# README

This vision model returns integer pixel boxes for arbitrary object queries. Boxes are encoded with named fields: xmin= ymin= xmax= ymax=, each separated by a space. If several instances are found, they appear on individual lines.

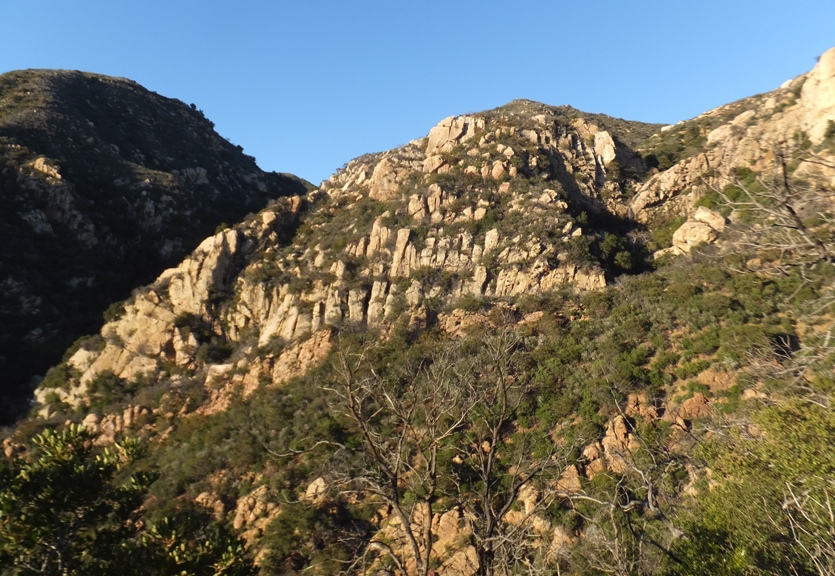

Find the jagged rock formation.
xmin=0 ymin=69 xmax=308 ymax=422
xmin=7 ymin=49 xmax=835 ymax=576
xmin=36 ymin=97 xmax=679 ymax=413
xmin=629 ymin=46 xmax=835 ymax=226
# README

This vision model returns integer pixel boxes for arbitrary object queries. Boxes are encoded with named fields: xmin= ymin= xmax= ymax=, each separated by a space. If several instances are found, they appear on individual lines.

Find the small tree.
xmin=328 ymin=337 xmax=475 ymax=576
xmin=0 ymin=425 xmax=257 ymax=576
xmin=0 ymin=425 xmax=146 ymax=575
xmin=328 ymin=323 xmax=569 ymax=576
xmin=710 ymin=144 xmax=834 ymax=266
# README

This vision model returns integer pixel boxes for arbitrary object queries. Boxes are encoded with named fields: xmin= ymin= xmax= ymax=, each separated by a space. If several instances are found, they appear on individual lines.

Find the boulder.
xmin=426 ymin=115 xmax=485 ymax=153
xmin=693 ymin=206 xmax=726 ymax=232
xmin=671 ymin=221 xmax=719 ymax=252
xmin=678 ymin=393 xmax=711 ymax=420
xmin=423 ymin=154 xmax=445 ymax=173
xmin=593 ymin=131 xmax=616 ymax=166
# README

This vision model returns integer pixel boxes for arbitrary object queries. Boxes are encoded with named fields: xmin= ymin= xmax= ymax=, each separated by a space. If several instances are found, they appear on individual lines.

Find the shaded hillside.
xmin=3 ymin=48 xmax=835 ymax=576
xmin=0 ymin=69 xmax=309 ymax=423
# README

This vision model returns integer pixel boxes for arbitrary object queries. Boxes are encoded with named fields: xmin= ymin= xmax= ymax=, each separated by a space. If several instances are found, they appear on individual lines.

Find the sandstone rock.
xmin=671 ymin=221 xmax=718 ymax=252
xmin=368 ymin=157 xmax=400 ymax=201
xmin=408 ymin=194 xmax=428 ymax=220
xmin=678 ymin=392 xmax=711 ymax=420
xmin=391 ymin=228 xmax=416 ymax=277
xmin=583 ymin=442 xmax=602 ymax=462
xmin=81 ymin=412 xmax=100 ymax=432
xmin=593 ymin=131 xmax=616 ymax=166
xmin=195 ymin=491 xmax=228 ymax=520
xmin=601 ymin=415 xmax=639 ymax=474
xmin=801 ymin=47 xmax=835 ymax=144
xmin=707 ymin=123 xmax=735 ymax=146
xmin=741 ymin=388 xmax=768 ymax=400
xmin=693 ymin=206 xmax=726 ymax=232
xmin=3 ymin=437 xmax=20 ymax=458
xmin=556 ymin=464 xmax=582 ymax=493
xmin=172 ymin=327 xmax=199 ymax=366
xmin=30 ymin=157 xmax=61 ymax=179
xmin=570 ymin=118 xmax=598 ymax=140
xmin=271 ymin=330 xmax=332 ymax=386
xmin=423 ymin=154 xmax=446 ymax=173
xmin=233 ymin=485 xmax=276 ymax=531
xmin=166 ymin=228 xmax=243 ymax=316
xmin=68 ymin=346 xmax=99 ymax=374
xmin=585 ymin=458 xmax=606 ymax=479
xmin=426 ymin=115 xmax=485 ymax=153
xmin=304 ymin=477 xmax=327 ymax=502
xmin=731 ymin=109 xmax=756 ymax=127
xmin=548 ymin=526 xmax=576 ymax=561
xmin=484 ymin=229 xmax=500 ymax=254
xmin=491 ymin=160 xmax=507 ymax=180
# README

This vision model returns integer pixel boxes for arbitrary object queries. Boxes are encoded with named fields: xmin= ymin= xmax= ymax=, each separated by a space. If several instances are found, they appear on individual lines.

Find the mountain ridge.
xmin=2 ymin=48 xmax=835 ymax=575
xmin=0 ymin=68 xmax=309 ymax=423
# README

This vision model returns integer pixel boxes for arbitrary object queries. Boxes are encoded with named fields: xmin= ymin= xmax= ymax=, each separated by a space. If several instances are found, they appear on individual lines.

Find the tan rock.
xmin=423 ymin=154 xmax=446 ymax=173
xmin=741 ymin=388 xmax=767 ymax=400
xmin=81 ymin=412 xmax=100 ymax=432
xmin=426 ymin=115 xmax=485 ymax=153
xmin=671 ymin=221 xmax=718 ymax=252
xmin=167 ymin=228 xmax=242 ymax=316
xmin=30 ymin=157 xmax=61 ymax=179
xmin=548 ymin=526 xmax=576 ymax=561
xmin=583 ymin=442 xmax=602 ymax=462
xmin=408 ymin=194 xmax=428 ymax=220
xmin=304 ymin=477 xmax=327 ymax=502
xmin=593 ymin=131 xmax=616 ymax=166
xmin=678 ymin=392 xmax=711 ymax=420
xmin=483 ymin=229 xmax=500 ymax=254
xmin=585 ymin=458 xmax=606 ymax=479
xmin=693 ymin=206 xmax=726 ymax=232
xmin=368 ymin=157 xmax=399 ymax=201
xmin=271 ymin=330 xmax=332 ymax=386
xmin=731 ymin=109 xmax=756 ymax=127
xmin=707 ymin=123 xmax=735 ymax=145
xmin=556 ymin=464 xmax=582 ymax=493
xmin=801 ymin=46 xmax=835 ymax=144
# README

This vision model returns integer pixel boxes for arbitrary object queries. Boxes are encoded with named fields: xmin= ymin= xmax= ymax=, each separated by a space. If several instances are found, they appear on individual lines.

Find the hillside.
xmin=0 ymin=69 xmax=309 ymax=423
xmin=2 ymin=48 xmax=835 ymax=576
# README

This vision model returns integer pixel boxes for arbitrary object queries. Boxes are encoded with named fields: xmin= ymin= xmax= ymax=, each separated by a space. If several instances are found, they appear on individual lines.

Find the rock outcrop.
xmin=0 ymin=69 xmax=308 ymax=423
xmin=17 ymin=48 xmax=835 ymax=573
xmin=629 ymin=48 xmax=835 ymax=228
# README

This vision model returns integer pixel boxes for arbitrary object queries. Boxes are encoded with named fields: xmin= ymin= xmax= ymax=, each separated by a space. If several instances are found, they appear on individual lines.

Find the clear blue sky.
xmin=2 ymin=1 xmax=833 ymax=185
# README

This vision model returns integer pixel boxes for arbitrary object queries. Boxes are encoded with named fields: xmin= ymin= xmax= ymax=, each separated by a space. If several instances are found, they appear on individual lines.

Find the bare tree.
xmin=327 ymin=338 xmax=476 ymax=576
xmin=781 ymin=479 xmax=835 ymax=576
xmin=557 ymin=415 xmax=686 ymax=576
xmin=328 ymin=325 xmax=571 ymax=576
xmin=449 ymin=325 xmax=567 ymax=576
xmin=711 ymin=143 xmax=835 ymax=266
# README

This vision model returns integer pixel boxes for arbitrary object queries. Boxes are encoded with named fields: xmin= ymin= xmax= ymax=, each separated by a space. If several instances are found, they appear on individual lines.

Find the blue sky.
xmin=2 ymin=1 xmax=834 ymax=184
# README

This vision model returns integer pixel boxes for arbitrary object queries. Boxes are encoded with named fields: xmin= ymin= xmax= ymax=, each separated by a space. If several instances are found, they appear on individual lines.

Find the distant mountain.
xmin=0 ymin=69 xmax=309 ymax=423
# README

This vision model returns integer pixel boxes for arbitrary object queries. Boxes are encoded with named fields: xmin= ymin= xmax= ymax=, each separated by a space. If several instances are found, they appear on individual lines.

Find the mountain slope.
xmin=0 ymin=69 xmax=309 ymax=422
xmin=4 ymin=49 xmax=835 ymax=575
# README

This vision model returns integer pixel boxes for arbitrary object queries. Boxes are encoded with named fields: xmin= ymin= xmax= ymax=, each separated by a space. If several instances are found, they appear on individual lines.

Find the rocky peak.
xmin=0 ymin=69 xmax=309 ymax=423
xmin=34 ymin=98 xmax=678 ymax=424
xmin=9 ymin=49 xmax=835 ymax=576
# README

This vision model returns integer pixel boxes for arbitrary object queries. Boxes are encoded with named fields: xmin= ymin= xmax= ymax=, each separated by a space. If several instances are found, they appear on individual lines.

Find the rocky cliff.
xmin=5 ymin=49 xmax=835 ymax=576
xmin=0 ymin=69 xmax=309 ymax=422
xmin=35 ymin=98 xmax=671 ymax=414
